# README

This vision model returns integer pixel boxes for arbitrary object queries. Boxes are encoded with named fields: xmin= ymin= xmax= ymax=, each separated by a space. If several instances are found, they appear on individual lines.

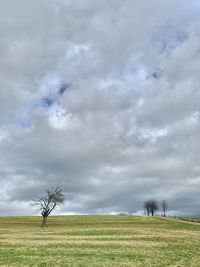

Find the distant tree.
xmin=160 ymin=200 xmax=168 ymax=217
xmin=144 ymin=199 xmax=159 ymax=216
xmin=34 ymin=187 xmax=64 ymax=227
xmin=148 ymin=199 xmax=159 ymax=216
xmin=143 ymin=201 xmax=150 ymax=216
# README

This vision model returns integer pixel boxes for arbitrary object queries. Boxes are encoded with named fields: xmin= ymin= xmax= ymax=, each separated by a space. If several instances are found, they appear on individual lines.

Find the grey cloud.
xmin=0 ymin=1 xmax=200 ymax=216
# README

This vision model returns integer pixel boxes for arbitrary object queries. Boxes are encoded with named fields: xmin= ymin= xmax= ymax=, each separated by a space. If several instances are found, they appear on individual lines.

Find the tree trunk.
xmin=151 ymin=211 xmax=154 ymax=216
xmin=41 ymin=216 xmax=48 ymax=227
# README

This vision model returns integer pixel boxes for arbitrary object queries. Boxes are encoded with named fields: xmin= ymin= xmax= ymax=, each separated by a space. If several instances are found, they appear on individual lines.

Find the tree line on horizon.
xmin=143 ymin=199 xmax=168 ymax=217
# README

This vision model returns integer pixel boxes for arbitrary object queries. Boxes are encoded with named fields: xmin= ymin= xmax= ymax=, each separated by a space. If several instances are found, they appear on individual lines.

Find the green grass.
xmin=171 ymin=216 xmax=200 ymax=223
xmin=0 ymin=216 xmax=199 ymax=266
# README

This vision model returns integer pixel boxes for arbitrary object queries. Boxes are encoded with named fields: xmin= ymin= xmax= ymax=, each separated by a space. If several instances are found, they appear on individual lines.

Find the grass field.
xmin=0 ymin=216 xmax=199 ymax=267
xmin=171 ymin=216 xmax=200 ymax=223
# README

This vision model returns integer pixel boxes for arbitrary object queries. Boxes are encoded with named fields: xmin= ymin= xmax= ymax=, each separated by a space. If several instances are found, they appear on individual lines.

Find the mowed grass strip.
xmin=0 ymin=216 xmax=199 ymax=266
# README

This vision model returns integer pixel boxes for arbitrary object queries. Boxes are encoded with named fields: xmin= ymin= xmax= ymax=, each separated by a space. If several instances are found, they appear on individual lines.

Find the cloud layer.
xmin=0 ymin=0 xmax=200 ymax=215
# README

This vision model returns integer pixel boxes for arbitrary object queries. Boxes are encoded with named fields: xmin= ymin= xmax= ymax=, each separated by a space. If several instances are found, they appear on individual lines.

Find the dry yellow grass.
xmin=0 ymin=215 xmax=199 ymax=266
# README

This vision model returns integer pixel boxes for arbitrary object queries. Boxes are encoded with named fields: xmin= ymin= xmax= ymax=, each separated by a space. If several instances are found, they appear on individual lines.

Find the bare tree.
xmin=160 ymin=200 xmax=168 ymax=217
xmin=144 ymin=199 xmax=159 ymax=216
xmin=143 ymin=201 xmax=150 ymax=216
xmin=34 ymin=187 xmax=64 ymax=227
xmin=149 ymin=199 xmax=159 ymax=216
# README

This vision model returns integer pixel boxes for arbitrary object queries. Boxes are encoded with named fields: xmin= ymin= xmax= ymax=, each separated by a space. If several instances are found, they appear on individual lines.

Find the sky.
xmin=0 ymin=0 xmax=200 ymax=216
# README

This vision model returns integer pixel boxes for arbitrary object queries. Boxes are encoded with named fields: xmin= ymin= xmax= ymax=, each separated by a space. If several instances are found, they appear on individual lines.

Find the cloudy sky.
xmin=1 ymin=0 xmax=200 ymax=216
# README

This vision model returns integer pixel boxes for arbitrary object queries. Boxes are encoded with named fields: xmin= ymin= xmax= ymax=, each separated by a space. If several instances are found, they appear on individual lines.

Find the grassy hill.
xmin=0 ymin=215 xmax=199 ymax=266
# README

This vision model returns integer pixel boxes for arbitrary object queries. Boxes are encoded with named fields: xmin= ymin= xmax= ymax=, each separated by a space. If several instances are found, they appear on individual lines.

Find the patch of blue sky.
xmin=38 ymin=83 xmax=69 ymax=109
xmin=145 ymin=71 xmax=161 ymax=81
xmin=151 ymin=72 xmax=160 ymax=79
xmin=58 ymin=83 xmax=69 ymax=95
xmin=41 ymin=97 xmax=55 ymax=108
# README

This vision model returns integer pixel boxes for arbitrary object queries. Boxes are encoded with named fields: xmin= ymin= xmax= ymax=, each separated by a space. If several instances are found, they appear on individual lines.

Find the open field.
xmin=0 ymin=216 xmax=199 ymax=267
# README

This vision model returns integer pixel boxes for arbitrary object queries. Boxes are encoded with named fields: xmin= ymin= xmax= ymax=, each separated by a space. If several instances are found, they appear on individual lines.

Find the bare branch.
xmin=33 ymin=187 xmax=64 ymax=226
